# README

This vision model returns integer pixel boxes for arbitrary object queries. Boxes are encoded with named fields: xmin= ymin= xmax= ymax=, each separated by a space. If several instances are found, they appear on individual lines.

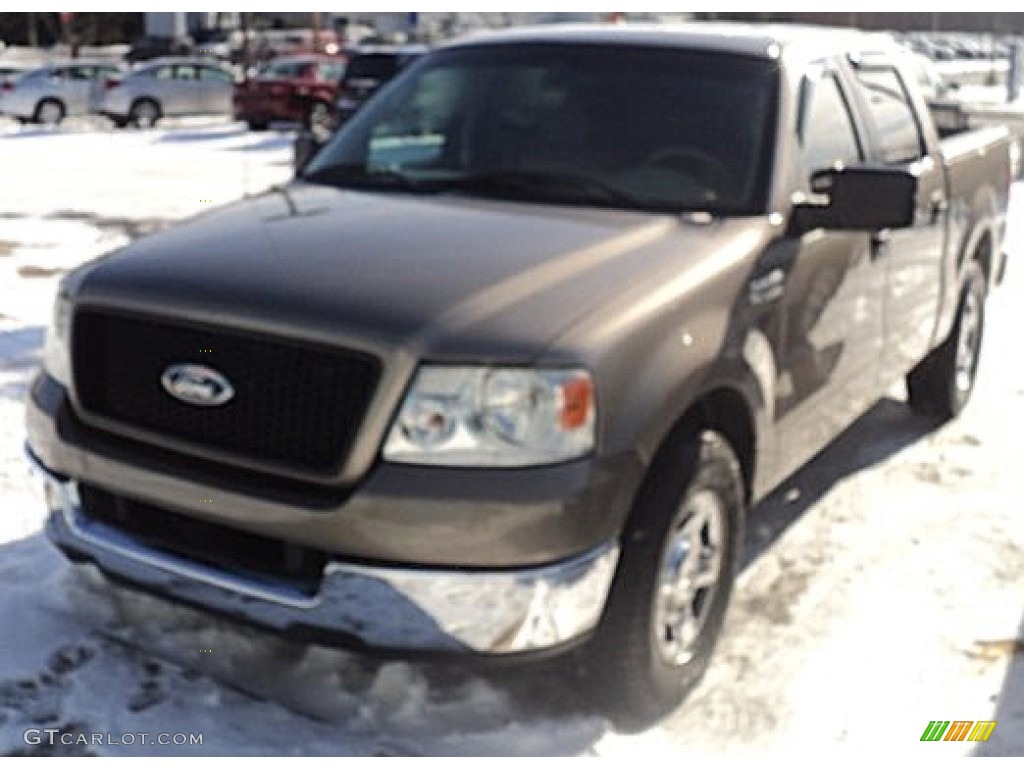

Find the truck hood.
xmin=74 ymin=182 xmax=770 ymax=360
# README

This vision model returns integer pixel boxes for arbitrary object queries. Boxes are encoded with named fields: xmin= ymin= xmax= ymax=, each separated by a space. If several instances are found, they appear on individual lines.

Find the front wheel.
xmin=907 ymin=263 xmax=986 ymax=421
xmin=582 ymin=428 xmax=745 ymax=732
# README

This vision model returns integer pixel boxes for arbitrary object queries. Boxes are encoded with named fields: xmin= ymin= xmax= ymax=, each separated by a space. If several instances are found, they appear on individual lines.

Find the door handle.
xmin=870 ymin=229 xmax=892 ymax=259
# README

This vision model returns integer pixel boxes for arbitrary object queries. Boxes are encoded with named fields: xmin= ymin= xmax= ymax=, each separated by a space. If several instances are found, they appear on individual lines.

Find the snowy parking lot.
xmin=1 ymin=118 xmax=1023 ymax=756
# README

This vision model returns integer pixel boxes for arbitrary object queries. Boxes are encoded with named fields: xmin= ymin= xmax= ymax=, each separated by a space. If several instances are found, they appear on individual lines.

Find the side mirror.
xmin=791 ymin=165 xmax=918 ymax=235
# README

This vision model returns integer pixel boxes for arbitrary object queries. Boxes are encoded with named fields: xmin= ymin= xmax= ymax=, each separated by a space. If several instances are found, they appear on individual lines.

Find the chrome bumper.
xmin=28 ymin=447 xmax=619 ymax=655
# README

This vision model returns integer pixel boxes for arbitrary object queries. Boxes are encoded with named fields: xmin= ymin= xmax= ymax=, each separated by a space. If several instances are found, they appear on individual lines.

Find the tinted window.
xmin=259 ymin=61 xmax=305 ymax=79
xmin=309 ymin=45 xmax=779 ymax=215
xmin=174 ymin=65 xmax=199 ymax=81
xmin=853 ymin=67 xmax=924 ymax=164
xmin=344 ymin=54 xmax=400 ymax=83
xmin=317 ymin=62 xmax=346 ymax=81
xmin=200 ymin=66 xmax=233 ymax=83
xmin=800 ymin=74 xmax=862 ymax=174
xmin=63 ymin=66 xmax=95 ymax=81
xmin=152 ymin=66 xmax=173 ymax=80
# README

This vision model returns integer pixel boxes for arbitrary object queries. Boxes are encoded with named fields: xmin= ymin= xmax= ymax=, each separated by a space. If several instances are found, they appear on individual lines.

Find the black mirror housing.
xmin=792 ymin=165 xmax=919 ymax=235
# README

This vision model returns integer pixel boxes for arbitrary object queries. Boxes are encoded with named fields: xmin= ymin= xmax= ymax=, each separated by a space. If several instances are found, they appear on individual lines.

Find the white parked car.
xmin=94 ymin=57 xmax=236 ymax=128
xmin=1 ymin=61 xmax=122 ymax=125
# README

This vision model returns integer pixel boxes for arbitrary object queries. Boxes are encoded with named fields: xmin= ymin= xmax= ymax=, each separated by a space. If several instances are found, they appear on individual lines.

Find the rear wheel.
xmin=582 ymin=427 xmax=745 ymax=732
xmin=34 ymin=98 xmax=65 ymax=126
xmin=907 ymin=263 xmax=986 ymax=421
xmin=129 ymin=98 xmax=161 ymax=129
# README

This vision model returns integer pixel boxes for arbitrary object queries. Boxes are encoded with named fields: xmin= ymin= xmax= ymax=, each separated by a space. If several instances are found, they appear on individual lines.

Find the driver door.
xmin=771 ymin=66 xmax=886 ymax=474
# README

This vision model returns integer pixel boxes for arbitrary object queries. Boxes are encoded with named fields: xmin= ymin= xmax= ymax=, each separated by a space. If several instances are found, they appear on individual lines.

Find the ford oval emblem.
xmin=161 ymin=364 xmax=235 ymax=407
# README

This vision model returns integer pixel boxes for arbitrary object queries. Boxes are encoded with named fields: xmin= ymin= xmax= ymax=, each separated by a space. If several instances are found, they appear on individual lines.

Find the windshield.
xmin=305 ymin=44 xmax=779 ymax=214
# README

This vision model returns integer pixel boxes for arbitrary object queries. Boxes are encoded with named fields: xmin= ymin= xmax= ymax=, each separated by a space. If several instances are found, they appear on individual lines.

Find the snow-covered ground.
xmin=0 ymin=118 xmax=1023 ymax=756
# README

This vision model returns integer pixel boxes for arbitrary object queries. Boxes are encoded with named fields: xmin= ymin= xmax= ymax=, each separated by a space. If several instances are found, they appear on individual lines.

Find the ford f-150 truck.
xmin=26 ymin=24 xmax=1016 ymax=729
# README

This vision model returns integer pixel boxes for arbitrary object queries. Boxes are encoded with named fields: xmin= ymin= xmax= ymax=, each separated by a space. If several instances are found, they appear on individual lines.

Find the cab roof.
xmin=446 ymin=22 xmax=903 ymax=63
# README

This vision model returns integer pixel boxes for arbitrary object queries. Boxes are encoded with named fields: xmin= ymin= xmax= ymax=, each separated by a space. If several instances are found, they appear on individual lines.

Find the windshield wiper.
xmin=301 ymin=163 xmax=431 ymax=193
xmin=439 ymin=170 xmax=644 ymax=209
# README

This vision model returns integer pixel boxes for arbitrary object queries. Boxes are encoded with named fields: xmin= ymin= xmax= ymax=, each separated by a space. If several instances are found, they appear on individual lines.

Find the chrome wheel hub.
xmin=955 ymin=290 xmax=981 ymax=394
xmin=654 ymin=489 xmax=726 ymax=666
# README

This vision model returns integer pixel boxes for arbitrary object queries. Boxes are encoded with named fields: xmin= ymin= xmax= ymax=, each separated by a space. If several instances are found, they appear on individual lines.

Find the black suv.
xmin=334 ymin=45 xmax=427 ymax=125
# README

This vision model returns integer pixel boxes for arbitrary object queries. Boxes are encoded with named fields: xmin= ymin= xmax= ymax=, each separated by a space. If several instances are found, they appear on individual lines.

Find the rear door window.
xmin=852 ymin=66 xmax=925 ymax=164
xmin=65 ymin=66 xmax=95 ymax=81
xmin=174 ymin=65 xmax=199 ymax=81
xmin=200 ymin=66 xmax=233 ymax=83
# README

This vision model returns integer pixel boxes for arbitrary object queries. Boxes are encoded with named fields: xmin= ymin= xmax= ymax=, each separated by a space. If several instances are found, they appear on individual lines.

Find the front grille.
xmin=80 ymin=484 xmax=328 ymax=595
xmin=72 ymin=309 xmax=381 ymax=474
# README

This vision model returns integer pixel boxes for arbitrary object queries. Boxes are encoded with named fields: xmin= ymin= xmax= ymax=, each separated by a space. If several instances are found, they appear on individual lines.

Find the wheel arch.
xmin=130 ymin=95 xmax=162 ymax=115
xmin=634 ymin=358 xmax=772 ymax=509
xmin=34 ymin=96 xmax=66 ymax=119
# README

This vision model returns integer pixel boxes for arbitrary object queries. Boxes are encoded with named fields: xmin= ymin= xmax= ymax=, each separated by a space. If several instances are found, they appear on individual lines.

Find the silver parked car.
xmin=95 ymin=58 xmax=236 ymax=128
xmin=1 ymin=61 xmax=122 ymax=125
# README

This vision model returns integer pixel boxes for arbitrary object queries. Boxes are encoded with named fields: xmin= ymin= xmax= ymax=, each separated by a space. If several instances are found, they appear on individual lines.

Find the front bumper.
xmin=28 ymin=447 xmax=620 ymax=655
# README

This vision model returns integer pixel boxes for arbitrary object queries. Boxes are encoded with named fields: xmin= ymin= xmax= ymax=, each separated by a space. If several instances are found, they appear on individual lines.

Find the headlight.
xmin=383 ymin=367 xmax=596 ymax=467
xmin=42 ymin=293 xmax=71 ymax=387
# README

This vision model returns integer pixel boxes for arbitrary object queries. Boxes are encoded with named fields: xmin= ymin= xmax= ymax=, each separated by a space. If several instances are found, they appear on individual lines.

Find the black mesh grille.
xmin=72 ymin=310 xmax=381 ymax=473
xmin=79 ymin=485 xmax=328 ymax=595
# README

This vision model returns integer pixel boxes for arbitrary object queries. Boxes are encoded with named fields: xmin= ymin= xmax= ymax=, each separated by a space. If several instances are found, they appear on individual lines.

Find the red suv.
xmin=234 ymin=55 xmax=346 ymax=130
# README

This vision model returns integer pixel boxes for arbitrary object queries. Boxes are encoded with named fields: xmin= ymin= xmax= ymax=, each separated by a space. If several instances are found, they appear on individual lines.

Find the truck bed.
xmin=941 ymin=124 xmax=1015 ymax=286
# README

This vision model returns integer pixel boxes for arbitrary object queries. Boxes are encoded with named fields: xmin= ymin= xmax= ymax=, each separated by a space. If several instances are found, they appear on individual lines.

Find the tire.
xmin=907 ymin=262 xmax=986 ymax=421
xmin=109 ymin=115 xmax=130 ymax=129
xmin=33 ymin=98 xmax=65 ymax=125
xmin=129 ymin=98 xmax=161 ymax=129
xmin=582 ymin=426 xmax=745 ymax=732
